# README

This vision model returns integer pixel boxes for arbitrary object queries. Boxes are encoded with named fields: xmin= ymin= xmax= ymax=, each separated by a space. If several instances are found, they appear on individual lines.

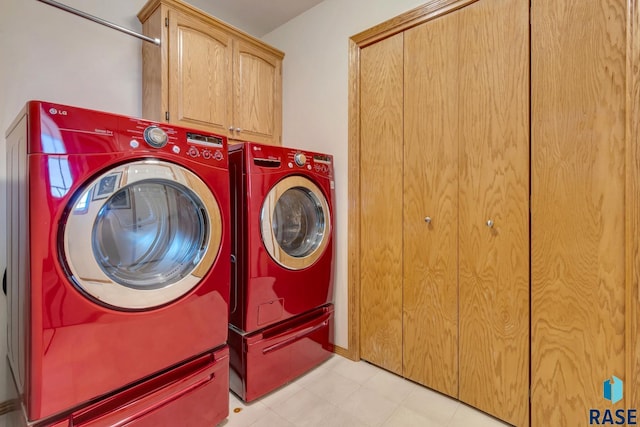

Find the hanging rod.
xmin=36 ymin=0 xmax=160 ymax=46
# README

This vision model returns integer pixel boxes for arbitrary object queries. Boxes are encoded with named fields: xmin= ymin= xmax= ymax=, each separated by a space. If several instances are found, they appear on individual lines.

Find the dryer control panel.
xmin=24 ymin=101 xmax=227 ymax=166
xmin=123 ymin=117 xmax=227 ymax=166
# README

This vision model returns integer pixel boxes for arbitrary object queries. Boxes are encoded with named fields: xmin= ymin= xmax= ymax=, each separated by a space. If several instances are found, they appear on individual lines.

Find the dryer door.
xmin=63 ymin=159 xmax=222 ymax=310
xmin=260 ymin=176 xmax=331 ymax=270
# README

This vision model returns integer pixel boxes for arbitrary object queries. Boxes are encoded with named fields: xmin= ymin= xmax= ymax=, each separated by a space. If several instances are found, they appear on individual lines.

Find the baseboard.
xmin=333 ymin=345 xmax=358 ymax=361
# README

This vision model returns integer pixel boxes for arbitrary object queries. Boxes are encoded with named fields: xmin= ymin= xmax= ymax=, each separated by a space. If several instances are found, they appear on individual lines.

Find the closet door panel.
xmin=531 ymin=0 xmax=626 ymax=424
xmin=403 ymin=12 xmax=459 ymax=398
xmin=359 ymin=33 xmax=404 ymax=375
xmin=457 ymin=0 xmax=530 ymax=425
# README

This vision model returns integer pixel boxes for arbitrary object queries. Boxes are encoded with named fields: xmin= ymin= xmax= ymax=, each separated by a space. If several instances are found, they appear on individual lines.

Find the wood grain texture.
xmin=457 ymin=0 xmax=530 ymax=425
xmin=531 ymin=0 xmax=627 ymax=424
xmin=352 ymin=0 xmax=479 ymax=48
xmin=402 ymin=13 xmax=459 ymax=398
xmin=139 ymin=0 xmax=283 ymax=145
xmin=138 ymin=0 xmax=285 ymax=58
xmin=359 ymin=33 xmax=404 ymax=375
xmin=347 ymin=0 xmax=476 ymax=364
xmin=627 ymin=0 xmax=640 ymax=412
xmin=233 ymin=40 xmax=282 ymax=145
xmin=169 ymin=9 xmax=233 ymax=134
xmin=140 ymin=7 xmax=165 ymax=122
xmin=347 ymin=38 xmax=361 ymax=361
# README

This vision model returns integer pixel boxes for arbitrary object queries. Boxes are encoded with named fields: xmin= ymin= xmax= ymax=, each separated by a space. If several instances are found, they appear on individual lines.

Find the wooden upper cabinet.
xmin=138 ymin=0 xmax=284 ymax=145
xmin=169 ymin=9 xmax=233 ymax=135
xmin=233 ymin=40 xmax=282 ymax=145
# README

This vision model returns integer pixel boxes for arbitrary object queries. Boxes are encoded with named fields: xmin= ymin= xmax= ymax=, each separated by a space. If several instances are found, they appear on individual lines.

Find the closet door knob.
xmin=486 ymin=219 xmax=494 ymax=228
xmin=424 ymin=216 xmax=432 ymax=224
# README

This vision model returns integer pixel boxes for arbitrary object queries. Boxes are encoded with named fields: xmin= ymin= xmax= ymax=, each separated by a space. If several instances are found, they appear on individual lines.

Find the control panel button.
xmin=172 ymin=145 xmax=180 ymax=154
xmin=294 ymin=152 xmax=307 ymax=167
xmin=129 ymin=140 xmax=139 ymax=149
xmin=288 ymin=162 xmax=293 ymax=168
xmin=202 ymin=150 xmax=212 ymax=160
xmin=214 ymin=150 xmax=223 ymax=161
xmin=143 ymin=126 xmax=168 ymax=148
xmin=187 ymin=146 xmax=200 ymax=157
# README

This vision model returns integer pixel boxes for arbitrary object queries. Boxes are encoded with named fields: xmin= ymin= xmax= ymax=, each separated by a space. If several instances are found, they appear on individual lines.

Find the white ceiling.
xmin=187 ymin=0 xmax=325 ymax=37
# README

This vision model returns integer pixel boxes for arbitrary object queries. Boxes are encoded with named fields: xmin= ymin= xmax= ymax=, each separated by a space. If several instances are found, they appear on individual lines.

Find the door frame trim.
xmin=625 ymin=0 xmax=640 ymax=410
xmin=346 ymin=0 xmax=478 ymax=361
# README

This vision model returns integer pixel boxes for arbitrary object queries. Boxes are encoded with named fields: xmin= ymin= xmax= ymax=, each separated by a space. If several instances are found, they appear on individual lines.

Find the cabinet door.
xmin=531 ymin=0 xmax=627 ymax=424
xmin=403 ymin=12 xmax=459 ymax=398
xmin=168 ymin=9 xmax=233 ymax=134
xmin=233 ymin=40 xmax=282 ymax=145
xmin=457 ymin=0 xmax=529 ymax=426
xmin=359 ymin=33 xmax=404 ymax=375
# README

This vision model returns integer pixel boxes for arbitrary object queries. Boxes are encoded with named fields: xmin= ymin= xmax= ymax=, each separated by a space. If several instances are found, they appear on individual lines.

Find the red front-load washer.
xmin=5 ymin=101 xmax=230 ymax=425
xmin=228 ymin=142 xmax=335 ymax=401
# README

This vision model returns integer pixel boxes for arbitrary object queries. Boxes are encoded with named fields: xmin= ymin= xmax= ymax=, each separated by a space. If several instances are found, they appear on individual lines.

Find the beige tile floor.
xmin=221 ymin=355 xmax=512 ymax=427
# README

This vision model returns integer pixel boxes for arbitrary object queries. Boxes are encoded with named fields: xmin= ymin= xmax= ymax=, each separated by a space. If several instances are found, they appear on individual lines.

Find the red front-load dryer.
xmin=228 ymin=142 xmax=335 ymax=401
xmin=5 ymin=101 xmax=230 ymax=426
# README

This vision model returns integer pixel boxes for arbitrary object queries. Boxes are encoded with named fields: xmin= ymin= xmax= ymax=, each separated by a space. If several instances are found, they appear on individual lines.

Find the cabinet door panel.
xmin=457 ymin=0 xmax=529 ymax=425
xmin=359 ymin=33 xmax=404 ymax=375
xmin=403 ymin=12 xmax=459 ymax=398
xmin=531 ymin=0 xmax=627 ymax=424
xmin=168 ymin=10 xmax=233 ymax=133
xmin=234 ymin=41 xmax=282 ymax=145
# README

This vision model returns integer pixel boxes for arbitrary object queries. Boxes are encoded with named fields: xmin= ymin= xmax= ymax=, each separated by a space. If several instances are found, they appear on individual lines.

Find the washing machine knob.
xmin=143 ymin=126 xmax=168 ymax=148
xmin=294 ymin=152 xmax=307 ymax=167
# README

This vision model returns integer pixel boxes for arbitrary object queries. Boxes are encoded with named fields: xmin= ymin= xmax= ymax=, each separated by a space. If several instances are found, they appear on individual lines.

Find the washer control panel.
xmin=245 ymin=143 xmax=333 ymax=179
xmin=124 ymin=118 xmax=226 ymax=165
xmin=284 ymin=149 xmax=333 ymax=178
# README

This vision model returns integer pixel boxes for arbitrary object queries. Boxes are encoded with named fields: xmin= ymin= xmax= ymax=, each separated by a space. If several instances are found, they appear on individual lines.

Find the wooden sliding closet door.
xmin=359 ymin=33 xmax=404 ymax=375
xmin=531 ymin=0 xmax=627 ymax=424
xmin=402 ymin=12 xmax=459 ymax=398
xmin=457 ymin=0 xmax=530 ymax=426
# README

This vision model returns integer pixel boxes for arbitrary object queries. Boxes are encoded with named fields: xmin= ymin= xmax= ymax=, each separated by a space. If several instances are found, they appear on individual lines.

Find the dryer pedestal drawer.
xmin=46 ymin=346 xmax=229 ymax=427
xmin=229 ymin=304 xmax=334 ymax=402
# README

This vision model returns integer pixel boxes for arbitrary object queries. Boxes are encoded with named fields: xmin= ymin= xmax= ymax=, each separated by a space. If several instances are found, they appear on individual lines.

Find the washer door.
xmin=63 ymin=160 xmax=222 ymax=310
xmin=260 ymin=176 xmax=331 ymax=270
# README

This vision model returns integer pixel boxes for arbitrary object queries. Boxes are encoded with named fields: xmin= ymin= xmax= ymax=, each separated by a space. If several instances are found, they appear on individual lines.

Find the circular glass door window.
xmin=63 ymin=160 xmax=222 ymax=310
xmin=92 ymin=180 xmax=206 ymax=289
xmin=261 ymin=176 xmax=331 ymax=270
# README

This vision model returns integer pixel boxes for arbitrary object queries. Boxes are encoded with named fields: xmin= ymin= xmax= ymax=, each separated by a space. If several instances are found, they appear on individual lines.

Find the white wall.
xmin=0 ymin=0 xmax=148 ymax=402
xmin=263 ymin=0 xmax=425 ymax=349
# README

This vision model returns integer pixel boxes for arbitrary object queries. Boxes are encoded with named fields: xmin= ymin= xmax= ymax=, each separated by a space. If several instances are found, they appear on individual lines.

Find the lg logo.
xmin=49 ymin=108 xmax=68 ymax=116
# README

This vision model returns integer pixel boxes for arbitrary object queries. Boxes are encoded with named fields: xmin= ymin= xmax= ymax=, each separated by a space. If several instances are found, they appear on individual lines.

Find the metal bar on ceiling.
xmin=36 ymin=0 xmax=160 ymax=46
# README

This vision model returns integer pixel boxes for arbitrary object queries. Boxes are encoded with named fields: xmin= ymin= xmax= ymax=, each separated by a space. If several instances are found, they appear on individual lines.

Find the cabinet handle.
xmin=235 ymin=127 xmax=243 ymax=133
xmin=424 ymin=216 xmax=432 ymax=224
xmin=486 ymin=219 xmax=494 ymax=228
xmin=228 ymin=126 xmax=234 ymax=132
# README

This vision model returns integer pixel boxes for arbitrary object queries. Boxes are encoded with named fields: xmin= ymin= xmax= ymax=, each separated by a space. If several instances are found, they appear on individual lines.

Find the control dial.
xmin=143 ymin=126 xmax=168 ymax=148
xmin=294 ymin=152 xmax=307 ymax=167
